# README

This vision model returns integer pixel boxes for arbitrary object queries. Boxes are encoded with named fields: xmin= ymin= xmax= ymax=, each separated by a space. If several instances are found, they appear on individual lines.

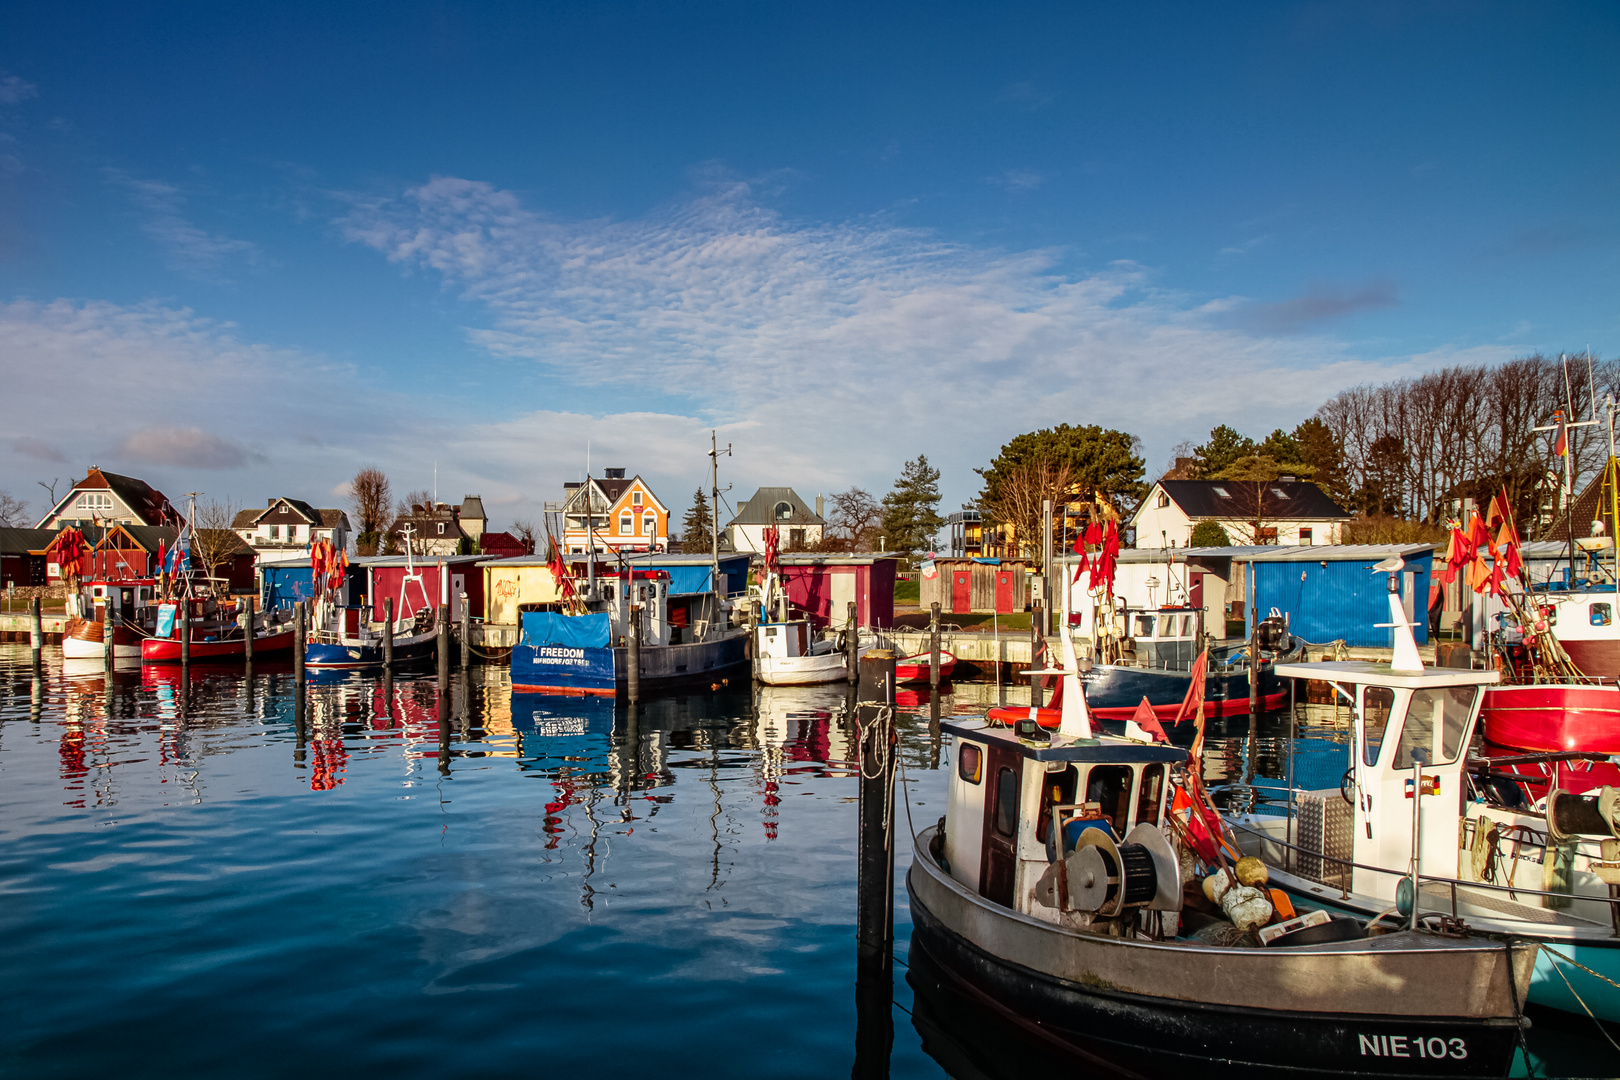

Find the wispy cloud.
xmin=991 ymin=169 xmax=1048 ymax=193
xmin=997 ymin=80 xmax=1055 ymax=110
xmin=0 ymin=75 xmax=37 ymax=105
xmin=118 ymin=426 xmax=266 ymax=469
xmin=339 ymin=174 xmax=1425 ymax=505
xmin=1479 ymin=223 xmax=1596 ymax=261
xmin=104 ymin=169 xmax=259 ymax=276
xmin=11 ymin=436 xmax=66 ymax=463
xmin=1233 ymin=279 xmax=1398 ymax=334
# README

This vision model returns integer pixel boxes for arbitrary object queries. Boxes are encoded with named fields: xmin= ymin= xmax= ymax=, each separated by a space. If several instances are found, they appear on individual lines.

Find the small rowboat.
xmin=896 ymin=649 xmax=956 ymax=683
xmin=141 ymin=628 xmax=296 ymax=662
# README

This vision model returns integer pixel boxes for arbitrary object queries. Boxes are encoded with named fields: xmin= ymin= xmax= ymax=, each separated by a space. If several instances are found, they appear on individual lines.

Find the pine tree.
xmin=677 ymin=488 xmax=713 ymax=554
xmin=881 ymin=455 xmax=945 ymax=557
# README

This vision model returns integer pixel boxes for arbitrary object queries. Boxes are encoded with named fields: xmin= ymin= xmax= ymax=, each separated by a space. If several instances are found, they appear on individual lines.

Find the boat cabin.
xmin=942 ymin=719 xmax=1185 ymax=919
xmin=596 ymin=569 xmax=673 ymax=645
xmin=1121 ymin=605 xmax=1202 ymax=669
xmin=755 ymin=619 xmax=822 ymax=661
xmin=73 ymin=576 xmax=162 ymax=628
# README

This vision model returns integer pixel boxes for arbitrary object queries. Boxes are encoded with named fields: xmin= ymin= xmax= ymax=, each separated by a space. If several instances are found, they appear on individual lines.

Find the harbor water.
xmin=0 ymin=645 xmax=1611 ymax=1077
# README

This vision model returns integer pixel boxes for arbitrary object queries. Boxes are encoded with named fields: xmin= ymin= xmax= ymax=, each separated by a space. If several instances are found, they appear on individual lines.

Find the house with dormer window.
xmin=35 ymin=468 xmax=178 ymax=530
xmin=557 ymin=469 xmax=669 ymax=554
xmin=232 ymin=498 xmax=352 ymax=566
xmin=1129 ymin=479 xmax=1349 ymax=547
xmin=727 ymin=487 xmax=826 ymax=554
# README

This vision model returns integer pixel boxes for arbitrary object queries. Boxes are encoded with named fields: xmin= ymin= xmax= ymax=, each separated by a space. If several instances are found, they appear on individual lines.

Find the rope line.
xmin=1540 ymin=944 xmax=1620 ymax=1057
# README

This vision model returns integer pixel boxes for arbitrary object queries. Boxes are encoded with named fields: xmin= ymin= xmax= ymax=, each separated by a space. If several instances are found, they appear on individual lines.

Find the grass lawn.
xmin=891 ymin=609 xmax=1034 ymax=633
xmin=894 ymin=579 xmax=919 ymax=604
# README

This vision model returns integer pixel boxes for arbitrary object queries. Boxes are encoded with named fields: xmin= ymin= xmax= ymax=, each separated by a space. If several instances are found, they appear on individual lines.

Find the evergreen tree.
xmin=881 ymin=455 xmax=944 ymax=556
xmin=1190 ymin=425 xmax=1257 ymax=479
xmin=1189 ymin=520 xmax=1232 ymax=547
xmin=678 ymin=487 xmax=713 ymax=554
xmin=976 ymin=424 xmax=1146 ymax=508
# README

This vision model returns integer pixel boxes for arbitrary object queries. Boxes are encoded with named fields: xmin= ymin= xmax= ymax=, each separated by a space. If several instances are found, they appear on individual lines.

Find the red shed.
xmin=366 ymin=554 xmax=486 ymax=623
xmin=779 ymin=554 xmax=900 ymax=630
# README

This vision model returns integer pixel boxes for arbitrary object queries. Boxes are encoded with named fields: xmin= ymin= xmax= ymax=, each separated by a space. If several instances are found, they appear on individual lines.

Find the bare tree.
xmin=824 ymin=487 xmax=882 ymax=552
xmin=0 ymin=490 xmax=27 ymax=527
xmin=349 ymin=467 xmax=392 ymax=535
xmin=397 ymin=489 xmax=433 ymax=517
xmin=511 ymin=518 xmax=538 ymax=554
xmin=1209 ymin=454 xmax=1313 ymax=544
xmin=192 ymin=497 xmax=245 ymax=590
xmin=979 ymin=461 xmax=1075 ymax=559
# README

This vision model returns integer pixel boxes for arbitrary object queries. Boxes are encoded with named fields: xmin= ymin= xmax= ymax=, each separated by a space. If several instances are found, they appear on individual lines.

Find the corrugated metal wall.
xmin=1249 ymin=551 xmax=1432 ymax=647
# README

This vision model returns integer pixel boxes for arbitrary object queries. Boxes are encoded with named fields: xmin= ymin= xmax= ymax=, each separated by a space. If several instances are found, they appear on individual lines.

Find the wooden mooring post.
xmin=292 ymin=603 xmax=305 ymax=687
xmin=180 ymin=602 xmax=191 ymax=668
xmin=627 ymin=604 xmax=642 ymax=703
xmin=382 ymin=598 xmax=394 ymax=668
xmin=1029 ymin=601 xmax=1044 ymax=707
xmin=30 ymin=597 xmax=43 ymax=671
xmin=853 ymin=647 xmax=897 ymax=1078
xmin=103 ymin=606 xmax=115 ymax=668
xmin=242 ymin=596 xmax=254 ymax=669
xmin=436 ymin=603 xmax=450 ymax=688
xmin=459 ymin=594 xmax=470 ymax=670
xmin=928 ymin=602 xmax=942 ymax=727
xmin=846 ymin=601 xmax=859 ymax=684
xmin=1248 ymin=571 xmax=1261 ymax=717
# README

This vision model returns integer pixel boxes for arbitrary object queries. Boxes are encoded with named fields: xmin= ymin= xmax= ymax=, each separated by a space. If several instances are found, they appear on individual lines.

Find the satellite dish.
xmin=1370 ymin=555 xmax=1406 ymax=575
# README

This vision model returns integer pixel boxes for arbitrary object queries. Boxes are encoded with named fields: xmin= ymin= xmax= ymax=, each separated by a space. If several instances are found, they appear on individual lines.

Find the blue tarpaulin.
xmin=626 ymin=554 xmax=751 ymax=596
xmin=521 ymin=611 xmax=611 ymax=649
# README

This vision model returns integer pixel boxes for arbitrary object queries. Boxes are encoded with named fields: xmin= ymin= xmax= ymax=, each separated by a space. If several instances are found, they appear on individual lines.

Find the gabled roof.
xmin=459 ymin=496 xmax=487 ymax=521
xmin=728 ymin=487 xmax=824 ymax=526
xmin=233 ymin=503 xmax=348 ymax=530
xmin=1135 ymin=480 xmax=1349 ymax=523
xmin=0 ymin=527 xmax=57 ymax=555
xmin=39 ymin=467 xmax=176 ymax=527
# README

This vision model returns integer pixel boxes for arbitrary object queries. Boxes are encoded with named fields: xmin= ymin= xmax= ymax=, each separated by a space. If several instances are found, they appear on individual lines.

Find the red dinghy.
xmin=896 ymin=649 xmax=956 ymax=683
xmin=141 ymin=628 xmax=296 ymax=662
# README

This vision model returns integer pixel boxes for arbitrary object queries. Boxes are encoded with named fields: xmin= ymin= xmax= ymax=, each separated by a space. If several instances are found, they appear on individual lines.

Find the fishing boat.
xmin=140 ymin=603 xmax=296 ymax=662
xmin=511 ymin=555 xmax=747 ymax=696
xmin=305 ymin=533 xmax=438 ymax=669
xmin=61 ymin=576 xmax=159 ymax=659
xmin=896 ymin=648 xmax=956 ymax=683
xmin=755 ymin=618 xmax=850 ymax=685
xmin=1226 ymin=565 xmax=1620 ymax=1025
xmin=910 ymin=632 xmax=1535 ymax=1077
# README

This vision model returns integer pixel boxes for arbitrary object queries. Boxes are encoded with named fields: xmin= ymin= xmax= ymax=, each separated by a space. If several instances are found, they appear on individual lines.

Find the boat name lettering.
xmin=535 ymin=647 xmax=587 ymax=660
xmin=1356 ymin=1034 xmax=1465 ymax=1060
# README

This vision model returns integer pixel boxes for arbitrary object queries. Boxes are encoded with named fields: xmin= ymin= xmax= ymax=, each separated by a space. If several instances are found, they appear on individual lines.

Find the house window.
xmin=76 ymin=492 xmax=113 ymax=512
xmin=1272 ymin=488 xmax=1291 ymax=499
xmin=1299 ymin=528 xmax=1313 ymax=545
xmin=269 ymin=525 xmax=280 ymax=540
xmin=1212 ymin=486 xmax=1230 ymax=498
xmin=1256 ymin=527 xmax=1279 ymax=544
xmin=632 ymin=491 xmax=642 ymax=506
xmin=775 ymin=501 xmax=793 ymax=520
xmin=437 ymin=523 xmax=445 ymax=535
xmin=1157 ymin=492 xmax=1169 ymax=508
xmin=620 ymin=513 xmax=632 ymax=535
xmin=643 ymin=517 xmax=655 ymax=536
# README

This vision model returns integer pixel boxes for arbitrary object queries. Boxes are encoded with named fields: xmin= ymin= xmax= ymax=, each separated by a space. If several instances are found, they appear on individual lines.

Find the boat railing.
xmin=1222 ymin=814 xmax=1620 ymax=933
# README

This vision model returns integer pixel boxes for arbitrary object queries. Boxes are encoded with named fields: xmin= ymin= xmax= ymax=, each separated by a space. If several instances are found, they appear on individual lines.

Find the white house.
xmin=727 ymin=487 xmax=826 ymax=554
xmin=1130 ymin=479 xmax=1350 ymax=548
xmin=233 ymin=498 xmax=352 ymax=565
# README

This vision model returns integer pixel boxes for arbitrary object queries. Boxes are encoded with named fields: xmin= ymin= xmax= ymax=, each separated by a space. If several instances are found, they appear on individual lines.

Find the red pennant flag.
xmin=1084 ymin=520 xmax=1103 ymax=546
xmin=1130 ymin=696 xmax=1169 ymax=743
xmin=1554 ymin=415 xmax=1568 ymax=458
xmin=1172 ymin=649 xmax=1209 ymax=726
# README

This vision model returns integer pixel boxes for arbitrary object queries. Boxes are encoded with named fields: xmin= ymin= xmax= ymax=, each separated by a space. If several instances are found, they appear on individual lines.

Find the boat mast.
xmin=708 ymin=431 xmax=730 ymax=604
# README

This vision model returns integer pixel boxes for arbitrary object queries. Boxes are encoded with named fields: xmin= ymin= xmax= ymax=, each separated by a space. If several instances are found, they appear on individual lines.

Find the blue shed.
xmin=260 ymin=559 xmax=366 ymax=611
xmin=1244 ymin=544 xmax=1434 ymax=648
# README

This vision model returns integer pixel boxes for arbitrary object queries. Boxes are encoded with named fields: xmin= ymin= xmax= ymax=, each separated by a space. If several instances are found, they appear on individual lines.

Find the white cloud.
xmin=0 ymin=75 xmax=37 ymax=105
xmin=105 ymin=169 xmax=259 ymax=276
xmin=119 ymin=426 xmax=266 ymax=469
xmin=340 ymin=173 xmax=1423 ymax=506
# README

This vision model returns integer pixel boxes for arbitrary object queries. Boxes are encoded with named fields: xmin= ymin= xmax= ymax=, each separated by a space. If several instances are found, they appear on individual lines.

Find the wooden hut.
xmin=918 ymin=557 xmax=1028 ymax=615
xmin=778 ymin=554 xmax=900 ymax=629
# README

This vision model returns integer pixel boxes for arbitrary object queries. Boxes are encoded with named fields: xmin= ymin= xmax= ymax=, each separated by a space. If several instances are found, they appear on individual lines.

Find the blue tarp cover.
xmin=521 ymin=611 xmax=611 ymax=649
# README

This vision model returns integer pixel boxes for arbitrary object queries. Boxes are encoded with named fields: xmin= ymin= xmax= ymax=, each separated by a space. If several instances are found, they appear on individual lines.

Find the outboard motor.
xmin=1257 ymin=612 xmax=1288 ymax=652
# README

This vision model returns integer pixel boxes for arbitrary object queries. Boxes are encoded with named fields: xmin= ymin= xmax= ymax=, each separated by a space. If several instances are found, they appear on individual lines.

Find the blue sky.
xmin=2 ymin=1 xmax=1616 ymax=531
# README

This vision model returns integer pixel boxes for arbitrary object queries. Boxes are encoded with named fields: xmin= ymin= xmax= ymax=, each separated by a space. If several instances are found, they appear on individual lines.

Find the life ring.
xmin=987 ymin=705 xmax=1062 ymax=729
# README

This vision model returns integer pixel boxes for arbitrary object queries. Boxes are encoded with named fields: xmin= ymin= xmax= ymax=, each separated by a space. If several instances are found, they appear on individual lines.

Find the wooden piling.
xmin=853 ymin=648 xmax=897 ymax=1078
xmin=292 ymin=603 xmax=305 ymax=686
xmin=180 ymin=602 xmax=191 ymax=668
xmin=845 ymin=601 xmax=859 ymax=684
xmin=459 ymin=594 xmax=470 ymax=670
xmin=242 ymin=595 xmax=254 ymax=669
xmin=1029 ymin=601 xmax=1044 ymax=707
xmin=436 ymin=603 xmax=450 ymax=687
xmin=1249 ymin=573 xmax=1261 ymax=716
xmin=103 ymin=603 xmax=115 ymax=668
xmin=29 ymin=597 xmax=42 ymax=670
xmin=929 ymin=601 xmax=942 ymax=726
xmin=627 ymin=603 xmax=642 ymax=703
xmin=382 ymin=597 xmax=394 ymax=668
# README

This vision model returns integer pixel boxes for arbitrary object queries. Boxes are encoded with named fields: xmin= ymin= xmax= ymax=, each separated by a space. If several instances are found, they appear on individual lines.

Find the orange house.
xmin=558 ymin=468 xmax=670 ymax=554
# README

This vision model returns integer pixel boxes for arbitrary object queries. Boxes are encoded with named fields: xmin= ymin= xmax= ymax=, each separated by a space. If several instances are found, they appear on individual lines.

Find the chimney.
xmin=1280 ymin=475 xmax=1296 ymax=483
xmin=605 ymin=467 xmax=626 ymax=480
xmin=816 ymin=494 xmax=824 ymax=519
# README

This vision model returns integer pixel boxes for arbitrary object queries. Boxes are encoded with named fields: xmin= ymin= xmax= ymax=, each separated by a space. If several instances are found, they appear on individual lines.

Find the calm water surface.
xmin=0 ymin=648 xmax=1609 ymax=1078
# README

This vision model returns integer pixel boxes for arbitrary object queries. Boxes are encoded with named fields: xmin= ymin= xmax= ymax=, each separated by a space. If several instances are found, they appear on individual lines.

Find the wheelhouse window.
xmin=1361 ymin=686 xmax=1396 ymax=766
xmin=1393 ymin=686 xmax=1476 ymax=768
xmin=1592 ymin=603 xmax=1613 ymax=627
xmin=1085 ymin=765 xmax=1134 ymax=836
xmin=1135 ymin=764 xmax=1166 ymax=826
xmin=993 ymin=767 xmax=1019 ymax=838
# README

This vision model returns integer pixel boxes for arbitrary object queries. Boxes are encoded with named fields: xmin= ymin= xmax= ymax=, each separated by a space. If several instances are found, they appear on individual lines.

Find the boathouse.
xmin=369 ymin=555 xmax=486 ymax=623
xmin=0 ymin=528 xmax=54 ymax=588
xmin=1062 ymin=544 xmax=1435 ymax=647
xmin=481 ymin=552 xmax=750 ymax=628
xmin=260 ymin=558 xmax=366 ymax=611
xmin=916 ymin=557 xmax=1029 ymax=614
xmin=778 ymin=554 xmax=899 ymax=629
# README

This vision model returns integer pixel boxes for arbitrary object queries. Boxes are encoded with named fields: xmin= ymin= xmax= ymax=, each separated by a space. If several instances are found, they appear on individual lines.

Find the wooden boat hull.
xmin=908 ymin=827 xmax=1530 ymax=1078
xmin=62 ymin=618 xmax=142 ymax=659
xmin=757 ymin=652 xmax=848 ymax=685
xmin=896 ymin=650 xmax=956 ymax=683
xmin=511 ymin=630 xmax=748 ymax=696
xmin=141 ymin=629 xmax=296 ymax=662
xmin=1479 ymin=683 xmax=1620 ymax=754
